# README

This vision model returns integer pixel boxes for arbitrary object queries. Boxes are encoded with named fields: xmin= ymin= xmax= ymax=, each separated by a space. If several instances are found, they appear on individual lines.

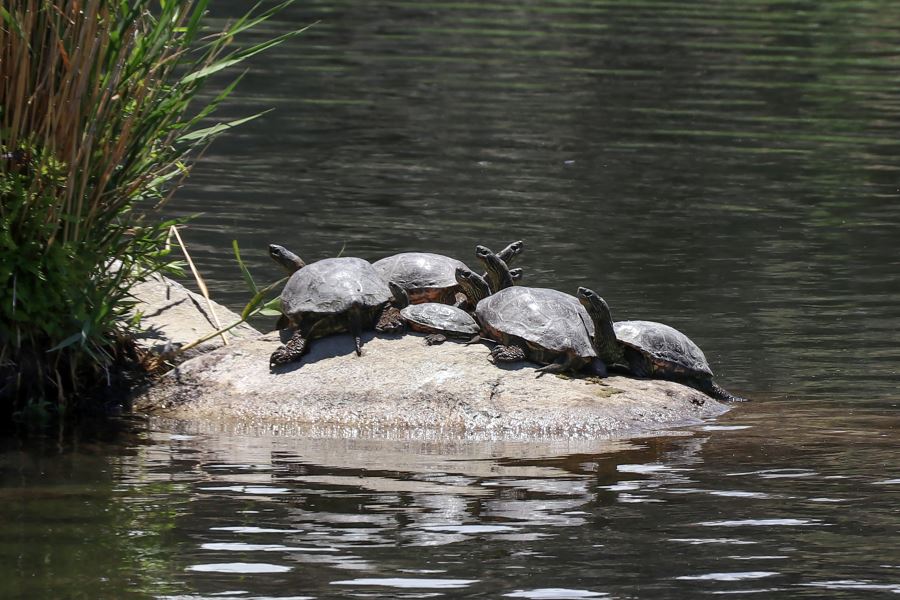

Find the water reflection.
xmin=2 ymin=407 xmax=898 ymax=597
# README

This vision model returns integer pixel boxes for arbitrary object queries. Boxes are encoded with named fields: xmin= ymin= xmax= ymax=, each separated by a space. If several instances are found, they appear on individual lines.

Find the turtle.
xmin=389 ymin=282 xmax=479 ymax=345
xmin=577 ymin=287 xmax=747 ymax=402
xmin=373 ymin=252 xmax=471 ymax=305
xmin=475 ymin=245 xmax=515 ymax=293
xmin=269 ymin=257 xmax=402 ymax=367
xmin=475 ymin=286 xmax=603 ymax=376
xmin=269 ymin=244 xmax=306 ymax=274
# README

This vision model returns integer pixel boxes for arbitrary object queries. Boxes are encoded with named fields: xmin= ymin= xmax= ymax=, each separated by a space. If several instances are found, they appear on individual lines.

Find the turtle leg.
xmin=695 ymin=378 xmax=749 ymax=403
xmin=587 ymin=358 xmax=608 ymax=378
xmin=425 ymin=333 xmax=447 ymax=345
xmin=374 ymin=304 xmax=403 ymax=334
xmin=348 ymin=302 xmax=364 ymax=356
xmin=490 ymin=344 xmax=526 ymax=363
xmin=534 ymin=353 xmax=579 ymax=377
xmin=623 ymin=347 xmax=652 ymax=377
xmin=270 ymin=330 xmax=309 ymax=367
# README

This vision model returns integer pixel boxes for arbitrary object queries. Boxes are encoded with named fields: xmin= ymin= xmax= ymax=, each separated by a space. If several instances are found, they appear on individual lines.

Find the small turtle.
xmin=389 ymin=282 xmax=479 ymax=345
xmin=475 ymin=245 xmax=515 ymax=293
xmin=269 ymin=257 xmax=401 ymax=367
xmin=475 ymin=286 xmax=602 ymax=376
xmin=269 ymin=244 xmax=306 ymax=274
xmin=373 ymin=252 xmax=471 ymax=305
xmin=577 ymin=287 xmax=747 ymax=402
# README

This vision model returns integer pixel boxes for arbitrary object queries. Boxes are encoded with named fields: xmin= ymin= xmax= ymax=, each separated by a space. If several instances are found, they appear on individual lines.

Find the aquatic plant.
xmin=0 ymin=1 xmax=305 ymax=415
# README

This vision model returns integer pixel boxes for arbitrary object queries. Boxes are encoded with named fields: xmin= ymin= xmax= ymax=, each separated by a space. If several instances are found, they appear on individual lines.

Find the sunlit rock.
xmin=131 ymin=274 xmax=730 ymax=439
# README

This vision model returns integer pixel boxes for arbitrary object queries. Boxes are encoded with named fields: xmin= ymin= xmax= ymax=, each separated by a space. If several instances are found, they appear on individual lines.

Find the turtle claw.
xmin=375 ymin=306 xmax=404 ymax=334
xmin=490 ymin=344 xmax=526 ymax=363
xmin=425 ymin=334 xmax=447 ymax=346
xmin=270 ymin=331 xmax=308 ymax=368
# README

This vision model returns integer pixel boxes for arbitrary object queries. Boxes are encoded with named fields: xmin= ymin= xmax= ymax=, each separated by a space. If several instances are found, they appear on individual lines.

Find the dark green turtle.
xmin=269 ymin=257 xmax=401 ymax=367
xmin=373 ymin=252 xmax=471 ymax=305
xmin=475 ymin=286 xmax=602 ymax=376
xmin=577 ymin=287 xmax=746 ymax=402
xmin=389 ymin=282 xmax=479 ymax=345
xmin=269 ymin=244 xmax=306 ymax=274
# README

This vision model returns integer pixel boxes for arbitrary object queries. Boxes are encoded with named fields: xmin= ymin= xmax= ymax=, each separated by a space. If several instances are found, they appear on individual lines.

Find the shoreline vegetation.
xmin=0 ymin=0 xmax=305 ymax=420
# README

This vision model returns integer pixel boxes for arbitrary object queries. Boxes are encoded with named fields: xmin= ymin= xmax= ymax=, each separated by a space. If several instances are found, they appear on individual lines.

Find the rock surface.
xmin=134 ymin=331 xmax=730 ymax=440
xmin=129 ymin=273 xmax=260 ymax=359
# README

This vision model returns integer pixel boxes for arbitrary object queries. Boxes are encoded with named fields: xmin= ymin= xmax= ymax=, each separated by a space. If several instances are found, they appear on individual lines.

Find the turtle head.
xmin=269 ymin=244 xmax=306 ymax=274
xmin=474 ymin=245 xmax=493 ymax=260
xmin=509 ymin=267 xmax=523 ymax=282
xmin=505 ymin=240 xmax=524 ymax=256
xmin=455 ymin=266 xmax=491 ymax=304
xmin=577 ymin=287 xmax=610 ymax=316
xmin=388 ymin=281 xmax=410 ymax=309
xmin=577 ymin=287 xmax=623 ymax=364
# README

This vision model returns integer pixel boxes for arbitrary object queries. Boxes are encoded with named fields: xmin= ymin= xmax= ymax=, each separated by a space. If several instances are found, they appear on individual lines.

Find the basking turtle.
xmin=475 ymin=286 xmax=601 ymax=376
xmin=269 ymin=257 xmax=401 ymax=367
xmin=475 ymin=245 xmax=515 ymax=293
xmin=373 ymin=252 xmax=470 ymax=305
xmin=389 ymin=282 xmax=479 ymax=345
xmin=269 ymin=244 xmax=306 ymax=274
xmin=577 ymin=287 xmax=747 ymax=402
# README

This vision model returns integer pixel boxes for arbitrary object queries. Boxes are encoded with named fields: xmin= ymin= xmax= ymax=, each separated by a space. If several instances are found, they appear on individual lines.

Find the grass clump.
xmin=0 ymin=1 xmax=305 ymax=417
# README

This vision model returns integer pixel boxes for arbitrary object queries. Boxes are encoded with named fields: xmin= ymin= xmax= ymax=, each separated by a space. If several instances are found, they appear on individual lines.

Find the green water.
xmin=2 ymin=0 xmax=899 ymax=597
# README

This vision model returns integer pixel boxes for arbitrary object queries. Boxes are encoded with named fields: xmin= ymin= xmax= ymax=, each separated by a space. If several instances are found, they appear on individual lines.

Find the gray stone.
xmin=128 ymin=273 xmax=260 ymax=360
xmin=133 ymin=329 xmax=730 ymax=440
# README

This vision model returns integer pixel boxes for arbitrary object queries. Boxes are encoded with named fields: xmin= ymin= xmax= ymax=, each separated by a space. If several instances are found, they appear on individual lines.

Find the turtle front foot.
xmin=425 ymin=334 xmax=447 ymax=346
xmin=375 ymin=306 xmax=404 ymax=334
xmin=270 ymin=331 xmax=308 ymax=368
xmin=490 ymin=344 xmax=526 ymax=363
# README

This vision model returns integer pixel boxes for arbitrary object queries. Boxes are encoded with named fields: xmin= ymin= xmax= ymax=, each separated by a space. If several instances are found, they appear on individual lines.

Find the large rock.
xmin=134 ymin=329 xmax=730 ymax=440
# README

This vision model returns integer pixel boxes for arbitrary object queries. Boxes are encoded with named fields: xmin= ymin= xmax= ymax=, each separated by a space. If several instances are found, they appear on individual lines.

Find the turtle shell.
xmin=280 ymin=257 xmax=391 ymax=318
xmin=400 ymin=303 xmax=479 ymax=337
xmin=475 ymin=286 xmax=596 ymax=363
xmin=613 ymin=320 xmax=713 ymax=378
xmin=373 ymin=252 xmax=469 ymax=303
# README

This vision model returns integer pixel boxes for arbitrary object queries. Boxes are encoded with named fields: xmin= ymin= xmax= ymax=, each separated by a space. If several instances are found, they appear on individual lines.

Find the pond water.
xmin=3 ymin=0 xmax=900 ymax=597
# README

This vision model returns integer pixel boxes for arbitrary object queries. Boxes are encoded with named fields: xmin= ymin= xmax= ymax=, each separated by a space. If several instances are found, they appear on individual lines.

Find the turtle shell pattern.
xmin=400 ymin=303 xmax=479 ymax=337
xmin=613 ymin=320 xmax=713 ymax=378
xmin=280 ymin=257 xmax=391 ymax=319
xmin=475 ymin=286 xmax=596 ymax=363
xmin=373 ymin=252 xmax=469 ymax=303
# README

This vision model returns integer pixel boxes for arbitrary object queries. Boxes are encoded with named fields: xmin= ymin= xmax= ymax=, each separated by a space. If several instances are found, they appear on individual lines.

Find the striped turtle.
xmin=577 ymin=287 xmax=747 ymax=402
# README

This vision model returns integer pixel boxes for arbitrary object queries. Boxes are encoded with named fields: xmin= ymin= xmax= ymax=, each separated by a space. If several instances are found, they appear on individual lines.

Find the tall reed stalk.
xmin=0 ymin=1 xmax=304 ymax=415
